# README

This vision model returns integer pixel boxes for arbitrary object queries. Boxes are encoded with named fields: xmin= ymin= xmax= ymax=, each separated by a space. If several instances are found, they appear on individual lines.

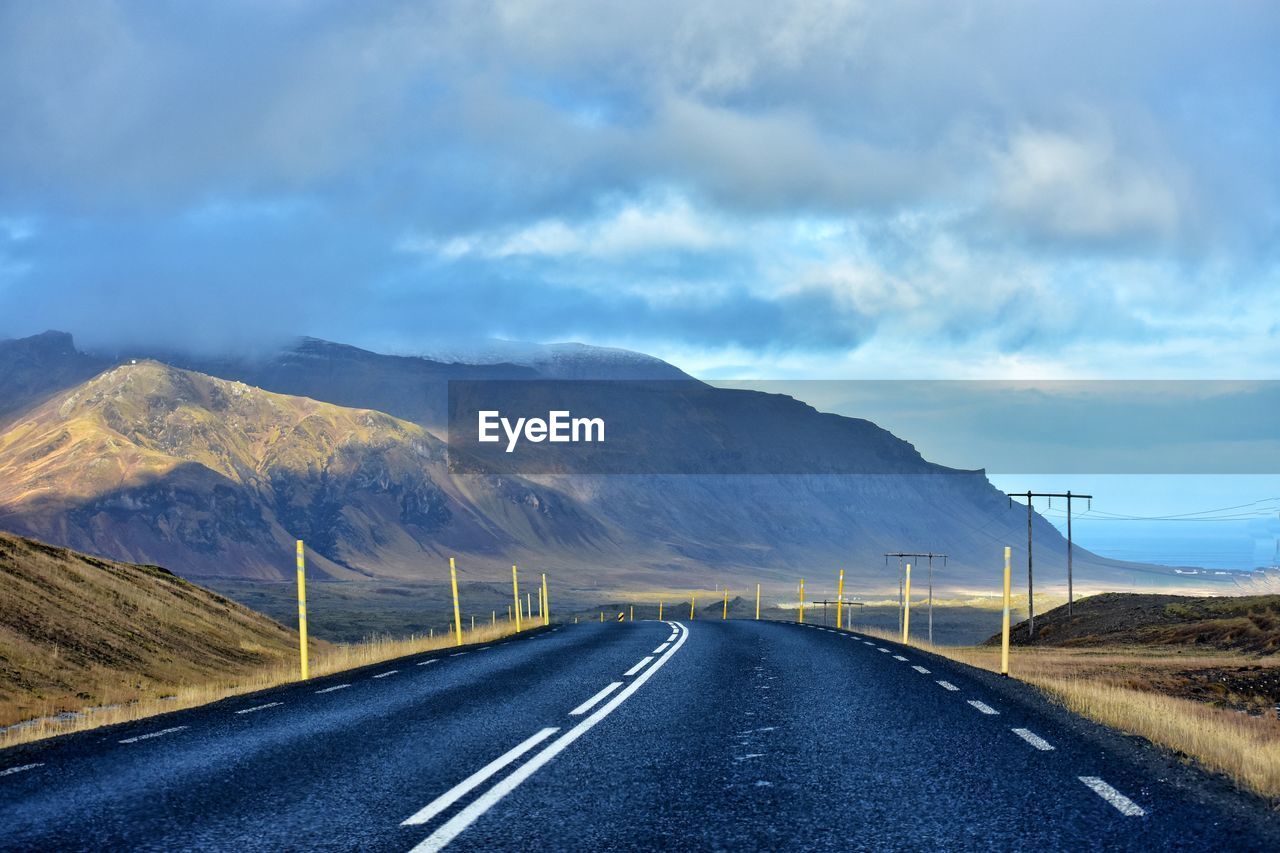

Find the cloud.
xmin=0 ymin=1 xmax=1277 ymax=376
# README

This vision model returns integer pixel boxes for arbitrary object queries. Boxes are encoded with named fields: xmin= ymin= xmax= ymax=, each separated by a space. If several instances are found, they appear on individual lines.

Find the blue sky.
xmin=1 ymin=2 xmax=1278 ymax=568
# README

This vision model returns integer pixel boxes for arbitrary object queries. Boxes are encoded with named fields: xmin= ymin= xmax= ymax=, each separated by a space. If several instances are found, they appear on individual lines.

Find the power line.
xmin=1007 ymin=490 xmax=1092 ymax=636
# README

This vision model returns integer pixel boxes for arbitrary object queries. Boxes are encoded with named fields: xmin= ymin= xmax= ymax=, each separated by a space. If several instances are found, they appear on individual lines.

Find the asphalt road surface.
xmin=2 ymin=619 xmax=1278 ymax=851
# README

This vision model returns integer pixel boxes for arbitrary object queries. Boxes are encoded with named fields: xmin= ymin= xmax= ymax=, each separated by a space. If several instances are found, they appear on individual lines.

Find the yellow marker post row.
xmin=902 ymin=563 xmax=912 ymax=645
xmin=1001 ymin=546 xmax=1012 ymax=676
xmin=449 ymin=557 xmax=463 ymax=647
xmin=296 ymin=540 xmax=308 ymax=680
xmin=512 ymin=565 xmax=522 ymax=633
xmin=836 ymin=568 xmax=845 ymax=629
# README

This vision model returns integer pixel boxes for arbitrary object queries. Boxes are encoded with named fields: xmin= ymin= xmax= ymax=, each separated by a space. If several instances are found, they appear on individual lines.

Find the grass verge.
xmin=0 ymin=620 xmax=532 ymax=750
xmin=853 ymin=624 xmax=1280 ymax=802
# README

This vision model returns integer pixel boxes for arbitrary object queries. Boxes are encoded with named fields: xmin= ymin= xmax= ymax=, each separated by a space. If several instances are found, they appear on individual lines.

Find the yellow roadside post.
xmin=658 ymin=600 xmax=663 ymax=620
xmin=512 ymin=565 xmax=522 ymax=633
xmin=755 ymin=583 xmax=761 ymax=620
xmin=542 ymin=573 xmax=550 ymax=626
xmin=527 ymin=593 xmax=532 ymax=622
xmin=722 ymin=588 xmax=728 ymax=620
xmin=902 ymin=563 xmax=912 ymax=644
xmin=690 ymin=595 xmax=696 ymax=619
xmin=492 ymin=610 xmax=496 ymax=627
xmin=538 ymin=586 xmax=544 ymax=624
xmin=471 ymin=614 xmax=476 ymax=632
xmin=599 ymin=611 xmax=604 ymax=623
xmin=449 ymin=557 xmax=464 ymax=647
xmin=836 ymin=569 xmax=845 ymax=629
xmin=296 ymin=540 xmax=309 ymax=680
xmin=629 ymin=605 xmax=634 ymax=622
xmin=1001 ymin=546 xmax=1012 ymax=676
xmin=799 ymin=578 xmax=805 ymax=624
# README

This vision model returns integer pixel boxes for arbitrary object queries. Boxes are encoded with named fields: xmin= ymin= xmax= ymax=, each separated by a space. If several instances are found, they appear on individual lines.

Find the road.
xmin=1 ymin=619 xmax=1277 ymax=851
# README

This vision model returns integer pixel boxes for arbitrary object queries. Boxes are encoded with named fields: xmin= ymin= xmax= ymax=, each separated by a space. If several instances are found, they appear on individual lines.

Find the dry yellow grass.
xmin=0 ymin=619 xmax=532 ymax=749
xmin=850 ymin=625 xmax=1280 ymax=801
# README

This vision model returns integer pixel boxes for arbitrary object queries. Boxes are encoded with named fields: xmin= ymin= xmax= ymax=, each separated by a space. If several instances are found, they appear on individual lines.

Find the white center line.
xmin=1079 ymin=776 xmax=1146 ymax=816
xmin=912 ymin=665 xmax=931 ymax=674
xmin=0 ymin=763 xmax=43 ymax=777
xmin=235 ymin=701 xmax=283 ymax=715
xmin=937 ymin=680 xmax=959 ymax=691
xmin=1012 ymin=728 xmax=1054 ymax=751
xmin=372 ymin=670 xmax=399 ymax=679
xmin=877 ymin=648 xmax=890 ymax=653
xmin=863 ymin=641 xmax=874 ymax=645
xmin=892 ymin=655 xmax=908 ymax=661
xmin=652 ymin=642 xmax=671 ymax=654
xmin=417 ymin=659 xmax=440 ymax=666
xmin=624 ymin=656 xmax=655 ymax=677
xmin=315 ymin=684 xmax=351 ymax=694
xmin=568 ymin=682 xmax=623 ymax=716
xmin=967 ymin=700 xmax=1000 ymax=715
xmin=119 ymin=725 xmax=188 ymax=744
xmin=449 ymin=652 xmax=467 ymax=657
xmin=402 ymin=727 xmax=561 ymax=826
xmin=407 ymin=623 xmax=690 ymax=852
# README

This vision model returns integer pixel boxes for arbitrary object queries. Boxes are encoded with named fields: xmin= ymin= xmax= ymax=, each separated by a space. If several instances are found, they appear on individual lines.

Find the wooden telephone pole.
xmin=1006 ymin=490 xmax=1092 ymax=638
xmin=884 ymin=552 xmax=948 ymax=644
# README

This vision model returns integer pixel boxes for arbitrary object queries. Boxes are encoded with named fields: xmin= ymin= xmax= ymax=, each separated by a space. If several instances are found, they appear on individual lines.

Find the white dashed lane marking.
xmin=967 ymin=700 xmax=999 ymax=715
xmin=417 ymin=659 xmax=440 ymax=667
xmin=235 ymin=702 xmax=283 ymax=715
xmin=569 ymin=682 xmax=623 ymax=716
xmin=624 ymin=656 xmax=655 ymax=677
xmin=1012 ymin=728 xmax=1054 ymax=751
xmin=911 ymin=665 xmax=931 ymax=674
xmin=652 ymin=642 xmax=670 ymax=654
xmin=1079 ymin=776 xmax=1146 ymax=816
xmin=372 ymin=670 xmax=399 ymax=679
xmin=892 ymin=655 xmax=908 ymax=661
xmin=449 ymin=652 xmax=467 ymax=657
xmin=0 ymin=763 xmax=43 ymax=777
xmin=315 ymin=684 xmax=350 ymax=694
xmin=877 ymin=648 xmax=890 ymax=653
xmin=119 ymin=726 xmax=188 ymax=744
xmin=937 ymin=681 xmax=959 ymax=691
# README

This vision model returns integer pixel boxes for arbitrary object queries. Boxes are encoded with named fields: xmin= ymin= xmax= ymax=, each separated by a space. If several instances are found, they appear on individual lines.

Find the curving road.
xmin=1 ymin=619 xmax=1277 ymax=851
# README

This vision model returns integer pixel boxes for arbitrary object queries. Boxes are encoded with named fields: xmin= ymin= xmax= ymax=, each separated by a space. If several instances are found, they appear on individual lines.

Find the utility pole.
xmin=1006 ymin=491 xmax=1092 ymax=638
xmin=885 ymin=552 xmax=947 ymax=644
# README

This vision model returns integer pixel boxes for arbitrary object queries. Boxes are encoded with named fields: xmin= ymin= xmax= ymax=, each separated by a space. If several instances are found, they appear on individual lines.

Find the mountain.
xmin=0 ymin=360 xmax=609 ymax=580
xmin=0 ymin=331 xmax=1183 ymax=594
xmin=0 ymin=331 xmax=109 ymax=427
xmin=0 ymin=531 xmax=303 ymax=728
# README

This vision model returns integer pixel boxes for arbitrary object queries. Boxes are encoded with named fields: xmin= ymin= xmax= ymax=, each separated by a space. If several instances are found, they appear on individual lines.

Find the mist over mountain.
xmin=0 ymin=330 xmax=1197 ymax=594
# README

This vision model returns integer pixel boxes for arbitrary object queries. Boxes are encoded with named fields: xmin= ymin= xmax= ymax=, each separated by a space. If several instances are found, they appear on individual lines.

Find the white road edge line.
xmin=569 ymin=682 xmax=623 ymax=716
xmin=967 ymin=700 xmax=999 ymax=715
xmin=315 ymin=684 xmax=351 ymax=694
xmin=235 ymin=702 xmax=283 ymax=715
xmin=623 ymin=656 xmax=655 ymax=677
xmin=119 ymin=725 xmax=188 ymax=744
xmin=1079 ymin=776 xmax=1146 ymax=816
xmin=407 ymin=622 xmax=690 ymax=852
xmin=402 ymin=727 xmax=560 ymax=826
xmin=1012 ymin=728 xmax=1054 ymax=751
xmin=937 ymin=680 xmax=959 ymax=691
xmin=0 ymin=763 xmax=43 ymax=777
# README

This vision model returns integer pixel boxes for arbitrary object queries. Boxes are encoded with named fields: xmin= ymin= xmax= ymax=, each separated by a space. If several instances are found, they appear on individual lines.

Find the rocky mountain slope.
xmin=0 ymin=331 xmax=1180 ymax=594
